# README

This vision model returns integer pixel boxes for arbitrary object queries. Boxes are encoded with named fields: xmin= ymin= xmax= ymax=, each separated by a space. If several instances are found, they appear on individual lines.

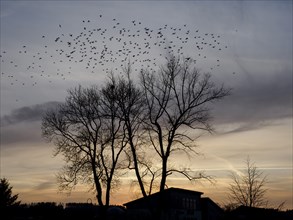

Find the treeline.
xmin=2 ymin=202 xmax=293 ymax=220
xmin=1 ymin=202 xmax=125 ymax=220
xmin=223 ymin=205 xmax=293 ymax=220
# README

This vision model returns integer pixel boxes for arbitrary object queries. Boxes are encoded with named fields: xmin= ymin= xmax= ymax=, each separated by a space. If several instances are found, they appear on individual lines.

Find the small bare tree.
xmin=107 ymin=66 xmax=155 ymax=197
xmin=42 ymin=85 xmax=126 ymax=207
xmin=100 ymin=80 xmax=128 ymax=206
xmin=228 ymin=157 xmax=268 ymax=208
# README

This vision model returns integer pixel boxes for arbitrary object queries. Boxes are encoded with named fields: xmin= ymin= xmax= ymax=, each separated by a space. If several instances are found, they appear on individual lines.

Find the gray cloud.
xmin=1 ymin=101 xmax=62 ymax=127
xmin=0 ymin=102 xmax=62 ymax=146
xmin=211 ymin=67 xmax=292 ymax=126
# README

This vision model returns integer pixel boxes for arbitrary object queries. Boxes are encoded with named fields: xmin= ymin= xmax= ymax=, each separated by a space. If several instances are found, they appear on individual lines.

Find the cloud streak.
xmin=1 ymin=101 xmax=62 ymax=127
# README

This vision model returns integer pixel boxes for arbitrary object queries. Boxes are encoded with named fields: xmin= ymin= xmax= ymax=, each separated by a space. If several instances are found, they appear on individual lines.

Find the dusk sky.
xmin=0 ymin=0 xmax=292 ymax=209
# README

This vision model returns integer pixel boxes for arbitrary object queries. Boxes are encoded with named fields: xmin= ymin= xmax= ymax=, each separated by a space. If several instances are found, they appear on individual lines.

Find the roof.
xmin=200 ymin=197 xmax=223 ymax=212
xmin=123 ymin=187 xmax=203 ymax=206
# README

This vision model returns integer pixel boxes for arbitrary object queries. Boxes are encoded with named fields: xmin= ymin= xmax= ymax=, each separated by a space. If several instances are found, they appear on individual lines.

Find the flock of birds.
xmin=1 ymin=14 xmax=228 ymax=88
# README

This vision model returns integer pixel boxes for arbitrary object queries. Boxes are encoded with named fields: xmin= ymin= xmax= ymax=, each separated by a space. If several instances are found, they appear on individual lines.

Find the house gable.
xmin=124 ymin=188 xmax=204 ymax=220
xmin=124 ymin=187 xmax=203 ymax=210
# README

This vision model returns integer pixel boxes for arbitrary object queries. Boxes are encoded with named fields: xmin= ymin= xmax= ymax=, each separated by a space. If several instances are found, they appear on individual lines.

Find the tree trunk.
xmin=105 ymin=180 xmax=111 ymax=207
xmin=129 ymin=139 xmax=147 ymax=197
xmin=160 ymin=157 xmax=167 ymax=192
xmin=93 ymin=171 xmax=104 ymax=206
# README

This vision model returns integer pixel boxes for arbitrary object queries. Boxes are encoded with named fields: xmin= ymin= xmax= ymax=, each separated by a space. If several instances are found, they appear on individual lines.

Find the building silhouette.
xmin=124 ymin=187 xmax=223 ymax=220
